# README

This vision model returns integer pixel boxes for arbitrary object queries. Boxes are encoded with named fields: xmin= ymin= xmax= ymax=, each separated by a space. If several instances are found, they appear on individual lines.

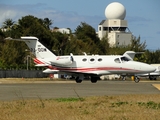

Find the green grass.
xmin=0 ymin=94 xmax=160 ymax=120
xmin=55 ymin=97 xmax=85 ymax=102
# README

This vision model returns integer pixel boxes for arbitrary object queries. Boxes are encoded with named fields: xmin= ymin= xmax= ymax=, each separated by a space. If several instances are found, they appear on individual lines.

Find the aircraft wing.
xmin=42 ymin=66 xmax=112 ymax=75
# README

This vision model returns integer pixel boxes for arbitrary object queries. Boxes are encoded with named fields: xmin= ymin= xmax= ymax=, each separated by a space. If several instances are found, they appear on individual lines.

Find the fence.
xmin=0 ymin=70 xmax=48 ymax=78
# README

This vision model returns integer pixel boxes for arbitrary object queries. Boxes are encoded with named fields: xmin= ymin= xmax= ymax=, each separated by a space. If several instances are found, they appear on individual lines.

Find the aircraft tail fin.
xmin=123 ymin=51 xmax=136 ymax=60
xmin=5 ymin=36 xmax=56 ymax=59
xmin=123 ymin=51 xmax=144 ymax=60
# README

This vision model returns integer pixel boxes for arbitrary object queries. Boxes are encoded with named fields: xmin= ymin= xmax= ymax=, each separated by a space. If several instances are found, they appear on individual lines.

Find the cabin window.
xmin=82 ymin=58 xmax=87 ymax=62
xmin=90 ymin=58 xmax=95 ymax=62
xmin=98 ymin=58 xmax=102 ymax=62
xmin=114 ymin=58 xmax=121 ymax=63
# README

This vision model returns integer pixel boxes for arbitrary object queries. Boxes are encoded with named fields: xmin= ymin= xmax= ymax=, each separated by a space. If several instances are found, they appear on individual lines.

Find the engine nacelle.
xmin=50 ymin=56 xmax=73 ymax=66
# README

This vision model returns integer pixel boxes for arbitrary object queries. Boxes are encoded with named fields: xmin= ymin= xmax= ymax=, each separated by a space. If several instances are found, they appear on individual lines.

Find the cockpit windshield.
xmin=120 ymin=56 xmax=131 ymax=62
xmin=114 ymin=56 xmax=131 ymax=63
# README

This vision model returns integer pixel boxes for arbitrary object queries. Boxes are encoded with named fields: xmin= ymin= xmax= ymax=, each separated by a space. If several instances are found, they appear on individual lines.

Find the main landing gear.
xmin=75 ymin=76 xmax=99 ymax=83
xmin=90 ymin=76 xmax=99 ymax=83
xmin=75 ymin=76 xmax=82 ymax=83
xmin=149 ymin=75 xmax=157 ymax=80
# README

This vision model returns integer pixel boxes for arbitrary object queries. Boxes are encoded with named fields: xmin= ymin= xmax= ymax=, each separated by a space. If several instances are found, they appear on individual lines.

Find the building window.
xmin=103 ymin=27 xmax=107 ymax=31
xmin=99 ymin=27 xmax=101 ymax=31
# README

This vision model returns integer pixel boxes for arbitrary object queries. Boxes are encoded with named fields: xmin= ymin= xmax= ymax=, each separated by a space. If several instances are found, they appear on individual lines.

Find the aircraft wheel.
xmin=122 ymin=76 xmax=126 ymax=81
xmin=134 ymin=76 xmax=140 ymax=83
xmin=75 ymin=77 xmax=82 ymax=83
xmin=149 ymin=76 xmax=153 ymax=80
xmin=91 ymin=77 xmax=98 ymax=83
xmin=152 ymin=76 xmax=157 ymax=80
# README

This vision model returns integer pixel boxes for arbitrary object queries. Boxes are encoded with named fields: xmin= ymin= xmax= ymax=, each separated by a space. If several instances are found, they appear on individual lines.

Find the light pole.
xmin=26 ymin=55 xmax=30 ymax=70
xmin=25 ymin=49 xmax=31 ymax=70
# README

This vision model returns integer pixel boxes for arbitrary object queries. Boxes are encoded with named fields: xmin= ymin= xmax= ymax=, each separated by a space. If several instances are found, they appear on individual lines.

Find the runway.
xmin=0 ymin=81 xmax=159 ymax=101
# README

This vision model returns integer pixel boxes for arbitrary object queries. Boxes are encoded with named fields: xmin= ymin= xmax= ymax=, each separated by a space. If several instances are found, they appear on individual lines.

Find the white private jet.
xmin=6 ymin=36 xmax=156 ymax=83
xmin=136 ymin=64 xmax=160 ymax=80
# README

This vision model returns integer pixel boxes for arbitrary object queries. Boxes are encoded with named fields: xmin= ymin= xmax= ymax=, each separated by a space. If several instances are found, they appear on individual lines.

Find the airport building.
xmin=51 ymin=28 xmax=70 ymax=34
xmin=98 ymin=2 xmax=132 ymax=47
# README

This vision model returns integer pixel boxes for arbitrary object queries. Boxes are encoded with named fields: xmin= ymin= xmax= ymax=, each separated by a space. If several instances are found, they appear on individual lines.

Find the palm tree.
xmin=2 ymin=18 xmax=15 ymax=31
xmin=43 ymin=18 xmax=53 ymax=29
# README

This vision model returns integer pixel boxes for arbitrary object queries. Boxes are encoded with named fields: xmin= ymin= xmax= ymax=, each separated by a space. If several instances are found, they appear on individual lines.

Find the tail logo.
xmin=38 ymin=48 xmax=47 ymax=52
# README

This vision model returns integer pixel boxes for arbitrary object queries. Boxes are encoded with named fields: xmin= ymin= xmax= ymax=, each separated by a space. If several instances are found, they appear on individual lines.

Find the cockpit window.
xmin=114 ymin=58 xmax=121 ymax=63
xmin=121 ymin=56 xmax=130 ymax=62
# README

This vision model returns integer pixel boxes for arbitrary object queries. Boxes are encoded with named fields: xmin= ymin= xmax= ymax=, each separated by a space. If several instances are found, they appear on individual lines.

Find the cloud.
xmin=0 ymin=4 xmax=32 ymax=25
xmin=0 ymin=4 xmax=102 ymax=31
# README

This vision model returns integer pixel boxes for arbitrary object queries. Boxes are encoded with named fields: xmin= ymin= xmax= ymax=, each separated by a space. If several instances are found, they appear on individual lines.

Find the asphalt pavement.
xmin=0 ymin=80 xmax=159 ymax=101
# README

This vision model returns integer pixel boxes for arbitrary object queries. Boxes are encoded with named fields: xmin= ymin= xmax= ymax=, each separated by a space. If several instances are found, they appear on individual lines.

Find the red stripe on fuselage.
xmin=48 ymin=66 xmax=140 ymax=73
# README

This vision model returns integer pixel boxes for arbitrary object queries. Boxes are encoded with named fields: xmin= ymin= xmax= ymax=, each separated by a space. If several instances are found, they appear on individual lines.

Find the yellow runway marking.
xmin=152 ymin=84 xmax=160 ymax=90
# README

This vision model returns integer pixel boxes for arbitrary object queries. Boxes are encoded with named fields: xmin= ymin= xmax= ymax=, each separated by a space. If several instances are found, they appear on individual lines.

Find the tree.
xmin=2 ymin=18 xmax=15 ymax=31
xmin=98 ymin=34 xmax=110 ymax=55
xmin=17 ymin=15 xmax=55 ymax=50
xmin=0 ymin=15 xmax=56 ymax=69
xmin=63 ymin=34 xmax=99 ymax=55
xmin=43 ymin=18 xmax=53 ymax=29
xmin=0 ymin=29 xmax=5 ymax=41
xmin=2 ymin=18 xmax=15 ymax=37
xmin=144 ymin=49 xmax=160 ymax=64
xmin=130 ymin=36 xmax=146 ymax=52
xmin=0 ymin=40 xmax=27 ymax=69
xmin=74 ymin=22 xmax=100 ymax=43
xmin=51 ymin=32 xmax=69 ymax=55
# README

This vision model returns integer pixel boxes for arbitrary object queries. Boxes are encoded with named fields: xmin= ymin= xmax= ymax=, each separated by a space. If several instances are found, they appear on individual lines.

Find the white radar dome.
xmin=105 ymin=2 xmax=126 ymax=20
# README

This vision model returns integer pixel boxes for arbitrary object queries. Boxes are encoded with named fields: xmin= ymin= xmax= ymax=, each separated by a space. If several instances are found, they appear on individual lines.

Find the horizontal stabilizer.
xmin=43 ymin=69 xmax=59 ymax=73
xmin=5 ymin=36 xmax=56 ymax=58
xmin=35 ymin=64 xmax=50 ymax=67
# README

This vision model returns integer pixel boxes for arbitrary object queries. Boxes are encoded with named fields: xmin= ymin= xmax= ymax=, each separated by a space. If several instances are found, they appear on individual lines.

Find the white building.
xmin=52 ymin=28 xmax=70 ymax=34
xmin=98 ymin=2 xmax=132 ymax=47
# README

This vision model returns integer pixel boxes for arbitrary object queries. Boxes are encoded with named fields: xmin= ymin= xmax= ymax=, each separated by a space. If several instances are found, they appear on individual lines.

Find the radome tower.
xmin=98 ymin=2 xmax=132 ymax=47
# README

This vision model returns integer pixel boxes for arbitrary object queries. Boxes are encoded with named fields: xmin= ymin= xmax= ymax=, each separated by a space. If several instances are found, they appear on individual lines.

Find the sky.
xmin=0 ymin=0 xmax=160 ymax=50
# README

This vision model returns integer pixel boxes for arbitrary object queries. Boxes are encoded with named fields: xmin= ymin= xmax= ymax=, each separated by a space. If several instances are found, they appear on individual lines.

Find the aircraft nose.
xmin=146 ymin=65 xmax=156 ymax=72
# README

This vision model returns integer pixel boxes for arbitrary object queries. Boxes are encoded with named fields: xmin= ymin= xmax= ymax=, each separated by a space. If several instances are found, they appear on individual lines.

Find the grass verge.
xmin=0 ymin=94 xmax=160 ymax=120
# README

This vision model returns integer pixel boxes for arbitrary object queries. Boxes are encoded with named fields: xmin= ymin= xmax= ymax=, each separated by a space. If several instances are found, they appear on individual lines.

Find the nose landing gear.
xmin=134 ymin=76 xmax=140 ymax=83
xmin=122 ymin=76 xmax=140 ymax=83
